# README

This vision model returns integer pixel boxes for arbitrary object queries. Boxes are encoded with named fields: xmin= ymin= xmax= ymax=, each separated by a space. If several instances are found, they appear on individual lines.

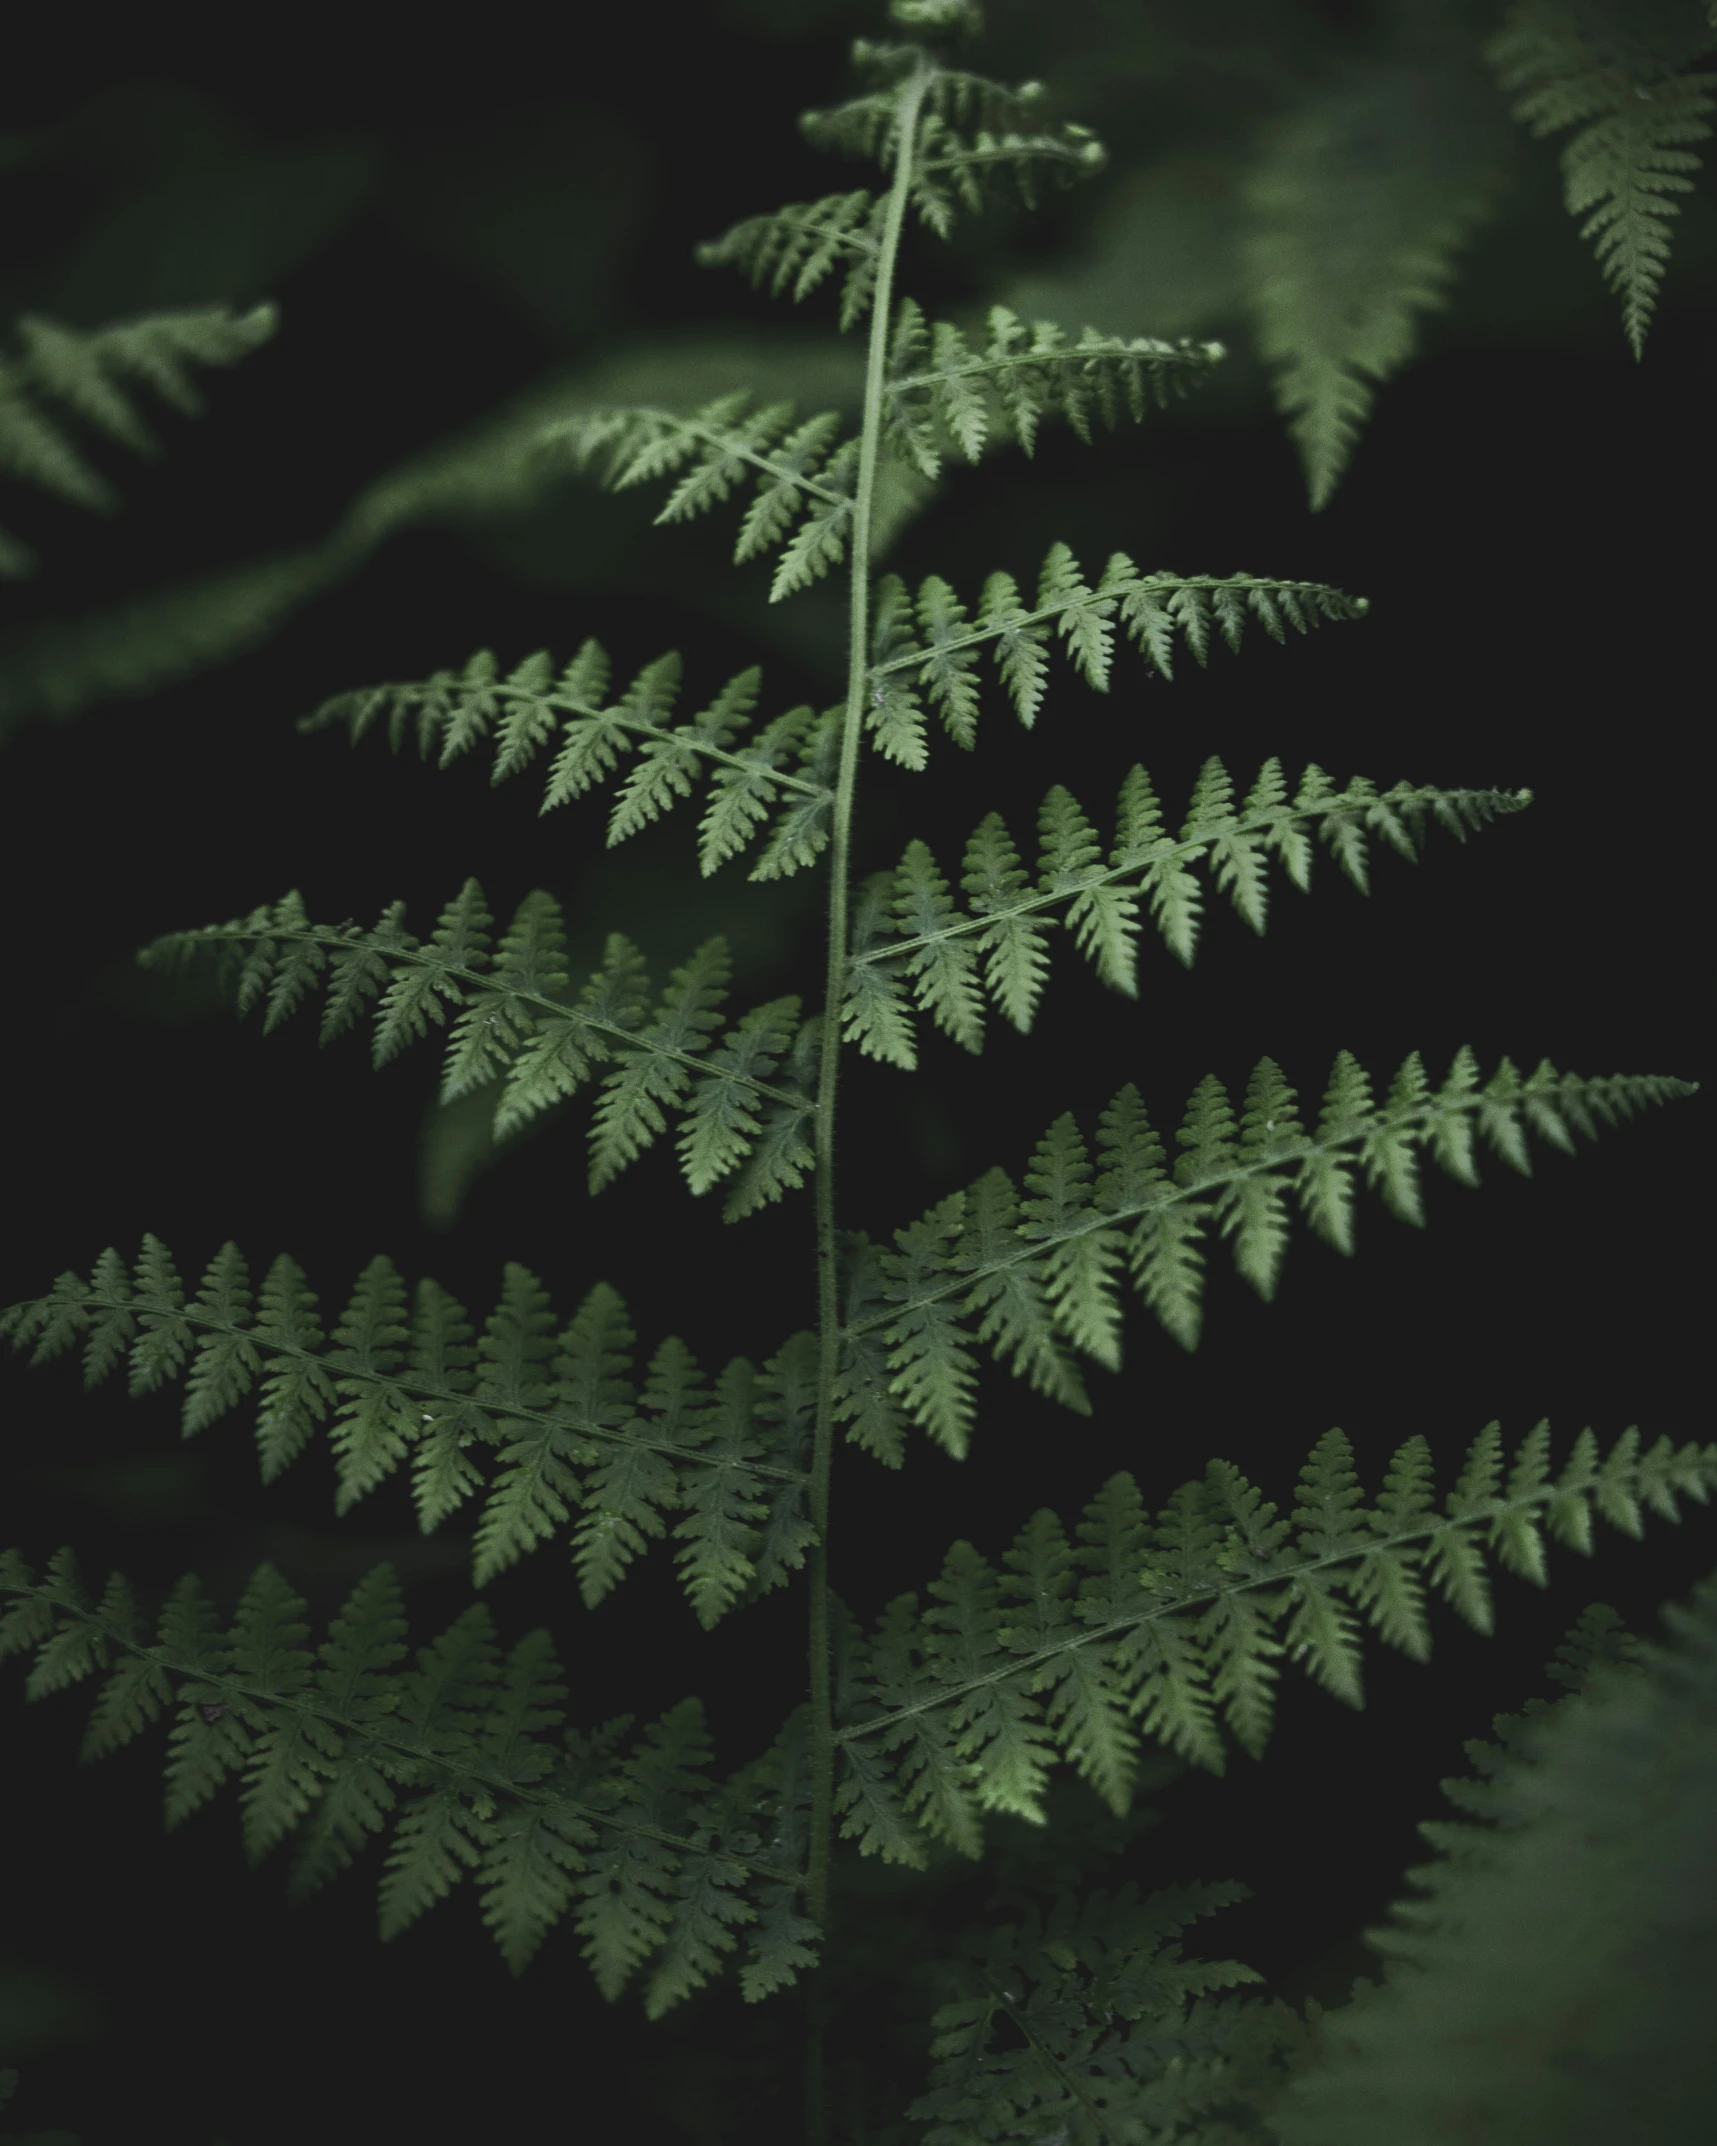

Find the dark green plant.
xmin=2 ymin=2 xmax=1710 ymax=2139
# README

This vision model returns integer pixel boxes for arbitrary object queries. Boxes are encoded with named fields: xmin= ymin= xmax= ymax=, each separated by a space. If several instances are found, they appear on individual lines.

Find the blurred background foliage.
xmin=0 ymin=2 xmax=1709 ymax=2141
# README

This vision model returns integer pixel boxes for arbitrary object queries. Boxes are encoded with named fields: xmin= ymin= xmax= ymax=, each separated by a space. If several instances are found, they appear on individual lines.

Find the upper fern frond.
xmin=843 ymin=762 xmax=1530 ymax=1070
xmin=298 ymin=642 xmax=840 ymax=883
xmin=800 ymin=42 xmax=1108 ymax=239
xmin=828 ymin=1418 xmax=1717 ymax=1866
xmin=0 ymin=1243 xmax=817 ymax=1627
xmin=832 ymin=1052 xmax=1696 ymax=1464
xmin=0 ymin=302 xmax=279 ymax=578
xmin=0 ymin=1548 xmax=818 ymax=2010
xmin=528 ymin=393 xmax=862 ymax=604
xmin=1485 ymin=0 xmax=1717 ymax=357
xmin=135 ymin=883 xmax=820 ymax=1219
xmin=864 ymin=547 xmax=1369 ymax=769
xmin=881 ymin=297 xmax=1223 ymax=480
xmin=695 ymin=190 xmax=889 ymax=333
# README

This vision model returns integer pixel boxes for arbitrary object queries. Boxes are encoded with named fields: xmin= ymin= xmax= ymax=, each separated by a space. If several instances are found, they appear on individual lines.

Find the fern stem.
xmin=804 ymin=44 xmax=935 ymax=2145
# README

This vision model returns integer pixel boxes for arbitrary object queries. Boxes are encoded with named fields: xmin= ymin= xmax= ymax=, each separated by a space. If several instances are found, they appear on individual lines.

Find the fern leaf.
xmin=298 ymin=640 xmax=840 ymax=885
xmin=0 ymin=303 xmax=279 ymax=578
xmin=1273 ymin=1574 xmax=1717 ymax=2146
xmin=865 ymin=550 xmax=1368 ymax=758
xmin=834 ymin=1053 xmax=1695 ymax=1449
xmin=0 ymin=1554 xmax=811 ymax=2000
xmin=881 ymin=294 xmax=1223 ymax=480
xmin=0 ymin=1246 xmax=815 ymax=1628
xmin=529 ymin=391 xmax=861 ymax=603
xmin=136 ymin=887 xmax=820 ymax=1205
xmin=695 ymin=189 xmax=887 ymax=333
xmin=831 ymin=1420 xmax=1717 ymax=1872
xmin=1241 ymin=59 xmax=1507 ymax=509
xmin=847 ymin=762 xmax=1530 ymax=1061
xmin=906 ymin=1879 xmax=1295 ymax=2144
xmin=1486 ymin=0 xmax=1717 ymax=358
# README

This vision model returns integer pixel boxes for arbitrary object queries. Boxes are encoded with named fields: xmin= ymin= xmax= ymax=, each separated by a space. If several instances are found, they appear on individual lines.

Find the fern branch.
xmin=0 ymin=303 xmax=279 ymax=578
xmin=881 ymin=295 xmax=1223 ymax=481
xmin=0 ymin=1244 xmax=819 ymax=1627
xmin=0 ymin=1549 xmax=819 ymax=2010
xmin=827 ymin=1419 xmax=1717 ymax=1866
xmin=134 ymin=884 xmax=820 ymax=1217
xmin=844 ymin=761 xmax=1531 ymax=1068
xmin=1486 ymin=0 xmax=1717 ymax=358
xmin=527 ymin=392 xmax=862 ymax=605
xmin=862 ymin=547 xmax=1369 ymax=768
xmin=832 ymin=1052 xmax=1697 ymax=1463
xmin=298 ymin=641 xmax=840 ymax=883
xmin=1241 ymin=59 xmax=1507 ymax=511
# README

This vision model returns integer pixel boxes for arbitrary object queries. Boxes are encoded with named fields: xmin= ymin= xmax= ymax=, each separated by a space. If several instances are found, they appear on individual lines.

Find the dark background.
xmin=0 ymin=2 xmax=1707 ymax=2140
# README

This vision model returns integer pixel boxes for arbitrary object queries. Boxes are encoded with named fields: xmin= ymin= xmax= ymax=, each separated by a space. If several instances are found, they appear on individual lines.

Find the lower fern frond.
xmin=828 ymin=1419 xmax=1716 ymax=1866
xmin=0 ymin=1550 xmax=818 ymax=2013
xmin=0 ymin=1248 xmax=816 ymax=1629
xmin=833 ymin=1050 xmax=1696 ymax=1461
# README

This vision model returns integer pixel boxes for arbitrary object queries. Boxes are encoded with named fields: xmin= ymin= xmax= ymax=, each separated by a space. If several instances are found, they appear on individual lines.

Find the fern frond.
xmin=829 ymin=1420 xmax=1716 ymax=1865
xmin=906 ymin=1881 xmax=1310 ymax=2144
xmin=800 ymin=47 xmax=1108 ymax=240
xmin=1272 ymin=1575 xmax=1717 ymax=2144
xmin=881 ymin=296 xmax=1223 ymax=480
xmin=134 ymin=885 xmax=819 ymax=1212
xmin=1241 ymin=60 xmax=1506 ymax=510
xmin=0 ymin=302 xmax=279 ymax=578
xmin=298 ymin=642 xmax=840 ymax=883
xmin=863 ymin=548 xmax=1369 ymax=767
xmin=835 ymin=1053 xmax=1695 ymax=1458
xmin=695 ymin=189 xmax=889 ymax=333
xmin=527 ymin=392 xmax=862 ymax=604
xmin=0 ymin=1551 xmax=817 ymax=2008
xmin=0 ymin=1245 xmax=817 ymax=1628
xmin=844 ymin=763 xmax=1526 ymax=1068
xmin=1486 ymin=0 xmax=1717 ymax=357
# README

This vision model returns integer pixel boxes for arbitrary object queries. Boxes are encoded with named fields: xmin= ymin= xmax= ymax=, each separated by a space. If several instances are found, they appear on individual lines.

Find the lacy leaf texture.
xmin=1 ymin=4 xmax=1708 ymax=2132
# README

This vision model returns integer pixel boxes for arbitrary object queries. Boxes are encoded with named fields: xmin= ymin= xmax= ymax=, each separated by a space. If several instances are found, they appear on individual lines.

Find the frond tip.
xmin=1486 ymin=0 xmax=1717 ymax=358
xmin=832 ymin=1051 xmax=1696 ymax=1464
xmin=830 ymin=1419 xmax=1717 ymax=1866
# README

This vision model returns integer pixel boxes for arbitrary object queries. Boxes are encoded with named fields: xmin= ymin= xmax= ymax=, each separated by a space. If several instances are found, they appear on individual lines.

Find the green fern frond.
xmin=1272 ymin=1576 xmax=1717 ymax=2144
xmin=828 ymin=1419 xmax=1716 ymax=1864
xmin=0 ymin=302 xmax=279 ymax=578
xmin=1241 ymin=61 xmax=1506 ymax=511
xmin=834 ymin=1053 xmax=1696 ymax=1461
xmin=0 ymin=1245 xmax=817 ymax=1627
xmin=0 ymin=1549 xmax=817 ymax=2008
xmin=695 ymin=189 xmax=889 ymax=333
xmin=863 ymin=548 xmax=1369 ymax=767
xmin=298 ymin=642 xmax=840 ymax=883
xmin=135 ymin=884 xmax=820 ymax=1213
xmin=528 ymin=392 xmax=862 ymax=604
xmin=906 ymin=1880 xmax=1310 ymax=2143
xmin=880 ymin=296 xmax=1223 ymax=480
xmin=800 ymin=44 xmax=1108 ymax=240
xmin=844 ymin=762 xmax=1531 ymax=1067
xmin=1486 ymin=0 xmax=1717 ymax=358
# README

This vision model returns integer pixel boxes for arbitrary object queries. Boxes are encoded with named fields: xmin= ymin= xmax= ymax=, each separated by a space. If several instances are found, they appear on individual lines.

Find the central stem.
xmin=803 ymin=47 xmax=934 ymax=2146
